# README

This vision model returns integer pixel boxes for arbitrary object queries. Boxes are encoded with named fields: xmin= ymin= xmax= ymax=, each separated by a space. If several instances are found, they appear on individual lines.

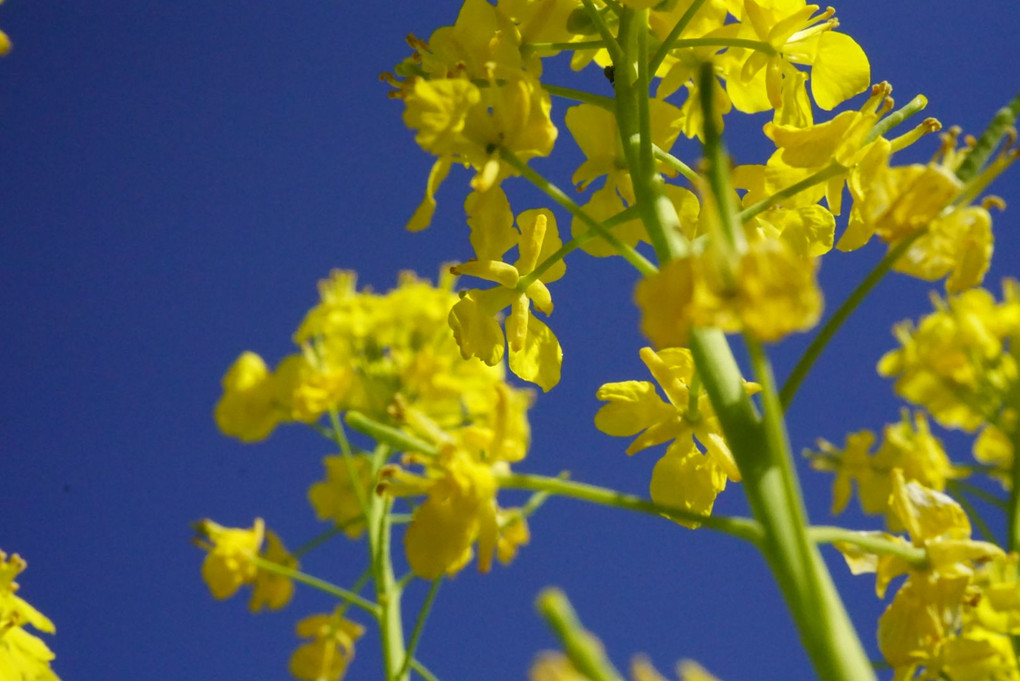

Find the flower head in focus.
xmin=596 ymin=347 xmax=756 ymax=526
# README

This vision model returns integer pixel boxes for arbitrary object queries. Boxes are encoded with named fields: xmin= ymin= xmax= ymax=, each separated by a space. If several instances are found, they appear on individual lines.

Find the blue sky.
xmin=2 ymin=2 xmax=1019 ymax=679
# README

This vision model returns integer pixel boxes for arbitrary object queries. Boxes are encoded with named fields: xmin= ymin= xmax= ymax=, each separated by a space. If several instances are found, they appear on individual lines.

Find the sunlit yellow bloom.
xmin=214 ymin=352 xmax=279 ymax=443
xmin=836 ymin=471 xmax=1001 ymax=600
xmin=249 ymin=530 xmax=298 ymax=613
xmin=877 ymin=572 xmax=971 ymax=670
xmin=0 ymin=551 xmax=60 ymax=681
xmin=451 ymin=191 xmax=565 ymax=390
xmin=878 ymin=282 xmax=1019 ymax=432
xmin=194 ymin=518 xmax=265 ymax=601
xmin=809 ymin=410 xmax=957 ymax=529
xmin=565 ymin=99 xmax=684 ymax=195
xmin=403 ymin=0 xmax=538 ymax=81
xmin=678 ymin=660 xmax=722 ymax=681
xmin=0 ymin=31 xmax=9 ymax=57
xmin=289 ymin=607 xmax=365 ymax=681
xmin=973 ymin=418 xmax=1014 ymax=487
xmin=596 ymin=347 xmax=752 ymax=526
xmin=844 ymin=127 xmax=1014 ymax=291
xmin=389 ymin=447 xmax=500 ymax=580
xmin=529 ymin=651 xmax=589 ymax=681
xmin=307 ymin=454 xmax=373 ymax=539
xmin=401 ymin=69 xmax=557 ymax=228
xmin=722 ymin=3 xmax=869 ymax=114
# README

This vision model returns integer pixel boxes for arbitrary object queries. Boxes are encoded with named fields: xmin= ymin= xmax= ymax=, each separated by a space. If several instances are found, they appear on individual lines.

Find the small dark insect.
xmin=603 ymin=65 xmax=615 ymax=87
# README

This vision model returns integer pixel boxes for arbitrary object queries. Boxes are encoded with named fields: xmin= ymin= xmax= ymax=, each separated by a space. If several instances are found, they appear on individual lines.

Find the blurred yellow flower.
xmin=289 ymin=608 xmax=364 ymax=681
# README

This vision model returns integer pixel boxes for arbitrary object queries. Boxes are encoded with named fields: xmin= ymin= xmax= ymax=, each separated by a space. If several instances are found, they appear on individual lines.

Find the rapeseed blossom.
xmin=878 ymin=281 xmax=1020 ymax=433
xmin=450 ymin=187 xmax=565 ymax=390
xmin=595 ymin=347 xmax=754 ymax=526
xmin=289 ymin=607 xmax=364 ymax=681
xmin=193 ymin=518 xmax=297 ymax=612
xmin=809 ymin=410 xmax=958 ymax=530
xmin=379 ymin=402 xmax=530 ymax=579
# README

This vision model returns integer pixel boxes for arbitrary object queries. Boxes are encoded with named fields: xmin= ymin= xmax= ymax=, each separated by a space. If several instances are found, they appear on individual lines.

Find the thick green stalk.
xmin=690 ymin=329 xmax=874 ymax=680
xmin=613 ymin=8 xmax=686 ymax=261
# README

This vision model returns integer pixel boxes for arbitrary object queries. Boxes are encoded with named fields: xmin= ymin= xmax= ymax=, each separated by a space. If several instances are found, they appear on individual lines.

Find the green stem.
xmin=738 ymin=162 xmax=845 ymax=224
xmin=580 ymin=0 xmax=623 ymax=66
xmin=807 ymin=526 xmax=928 ymax=569
xmin=498 ymin=471 xmax=763 ymax=543
xmin=948 ymin=479 xmax=1009 ymax=511
xmin=614 ymin=8 xmax=686 ymax=262
xmin=648 ymin=0 xmax=710 ymax=73
xmin=410 ymin=659 xmax=440 ymax=681
xmin=689 ymin=327 xmax=874 ymax=680
xmin=951 ymin=487 xmax=1001 ymax=545
xmin=346 ymin=411 xmax=438 ymax=457
xmin=329 ymin=409 xmax=371 ymax=519
xmin=542 ymin=82 xmax=615 ymax=110
xmin=536 ymin=588 xmax=625 ymax=681
xmin=779 ymin=231 xmax=925 ymax=411
xmin=250 ymin=556 xmax=380 ymax=616
xmin=697 ymin=62 xmax=743 ymax=257
xmin=370 ymin=490 xmax=406 ymax=681
xmin=652 ymin=145 xmax=699 ymax=184
xmin=499 ymin=148 xmax=657 ymax=276
xmin=397 ymin=579 xmax=442 ymax=680
xmin=865 ymin=94 xmax=930 ymax=144
xmin=293 ymin=523 xmax=350 ymax=559
xmin=955 ymin=89 xmax=1020 ymax=182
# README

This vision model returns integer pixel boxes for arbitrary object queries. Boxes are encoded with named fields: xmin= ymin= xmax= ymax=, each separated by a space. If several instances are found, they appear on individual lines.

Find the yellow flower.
xmin=809 ymin=410 xmax=958 ymax=529
xmin=722 ymin=3 xmax=869 ymax=114
xmin=401 ymin=69 xmax=557 ymax=228
xmin=213 ymin=352 xmax=279 ymax=443
xmin=635 ymin=234 xmax=822 ymax=346
xmin=194 ymin=518 xmax=264 ymax=600
xmin=379 ymin=406 xmax=528 ymax=579
xmin=843 ymin=127 xmax=1014 ymax=291
xmin=307 ymin=454 xmax=373 ymax=539
xmin=0 ymin=551 xmax=60 ymax=681
xmin=249 ymin=530 xmax=298 ymax=613
xmin=835 ymin=471 xmax=1001 ymax=600
xmin=289 ymin=608 xmax=365 ymax=681
xmin=596 ymin=347 xmax=751 ymax=527
xmin=272 ymin=352 xmax=351 ymax=425
xmin=878 ymin=282 xmax=1019 ymax=432
xmin=397 ymin=448 xmax=500 ymax=580
xmin=450 ymin=190 xmax=565 ymax=390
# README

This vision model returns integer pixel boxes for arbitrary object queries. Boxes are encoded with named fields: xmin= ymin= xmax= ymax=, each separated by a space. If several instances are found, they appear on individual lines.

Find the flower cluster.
xmin=198 ymin=0 xmax=1020 ymax=678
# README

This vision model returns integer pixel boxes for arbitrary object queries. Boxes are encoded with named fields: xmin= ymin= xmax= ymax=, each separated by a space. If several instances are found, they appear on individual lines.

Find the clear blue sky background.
xmin=2 ymin=2 xmax=1019 ymax=679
